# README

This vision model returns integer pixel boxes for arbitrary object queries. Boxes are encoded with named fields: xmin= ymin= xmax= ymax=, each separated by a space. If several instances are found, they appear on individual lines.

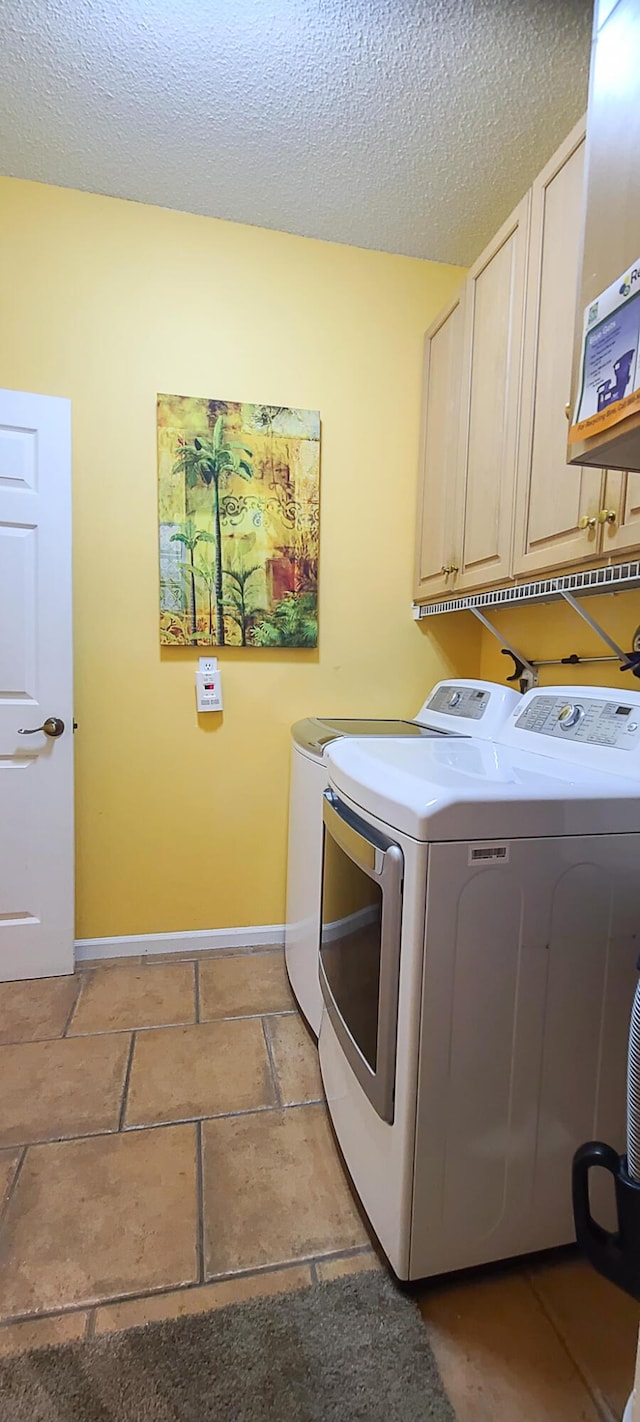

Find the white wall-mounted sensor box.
xmin=196 ymin=657 xmax=223 ymax=712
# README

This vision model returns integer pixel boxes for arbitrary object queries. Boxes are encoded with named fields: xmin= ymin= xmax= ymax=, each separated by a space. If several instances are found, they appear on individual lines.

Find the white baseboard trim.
xmin=74 ymin=924 xmax=285 ymax=962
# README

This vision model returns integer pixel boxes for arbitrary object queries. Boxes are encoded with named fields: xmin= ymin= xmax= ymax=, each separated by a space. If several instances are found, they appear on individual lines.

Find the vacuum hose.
xmin=574 ymin=975 xmax=640 ymax=1420
xmin=628 ymin=978 xmax=640 ymax=1184
xmin=572 ymin=967 xmax=640 ymax=1301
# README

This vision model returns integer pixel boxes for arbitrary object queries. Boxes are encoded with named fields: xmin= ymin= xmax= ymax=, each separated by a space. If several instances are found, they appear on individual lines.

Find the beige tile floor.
xmin=0 ymin=945 xmax=636 ymax=1421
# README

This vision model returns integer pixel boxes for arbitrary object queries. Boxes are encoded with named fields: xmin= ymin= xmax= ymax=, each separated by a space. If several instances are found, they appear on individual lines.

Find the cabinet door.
xmin=455 ymin=196 xmax=529 ymax=592
xmin=513 ymin=122 xmax=605 ymax=575
xmin=600 ymin=469 xmax=640 ymax=557
xmin=413 ymin=292 xmax=464 ymax=602
xmin=567 ymin=0 xmax=640 ymax=474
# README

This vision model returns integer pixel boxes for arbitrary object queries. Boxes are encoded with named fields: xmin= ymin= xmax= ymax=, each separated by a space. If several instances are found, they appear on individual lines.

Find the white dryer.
xmin=319 ymin=686 xmax=640 ymax=1280
xmin=285 ymin=680 xmax=519 ymax=1034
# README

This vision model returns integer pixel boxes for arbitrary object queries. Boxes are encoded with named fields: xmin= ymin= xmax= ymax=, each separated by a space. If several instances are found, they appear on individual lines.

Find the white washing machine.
xmin=285 ymin=679 xmax=520 ymax=1035
xmin=318 ymin=685 xmax=640 ymax=1280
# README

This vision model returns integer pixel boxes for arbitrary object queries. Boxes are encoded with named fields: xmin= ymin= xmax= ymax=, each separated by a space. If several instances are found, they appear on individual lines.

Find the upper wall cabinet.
xmin=600 ymin=469 xmax=640 ymax=555
xmin=413 ymin=112 xmax=640 ymax=604
xmin=568 ymin=0 xmax=640 ymax=473
xmin=454 ymin=197 xmax=530 ymax=593
xmin=413 ymin=292 xmax=465 ymax=602
xmin=511 ymin=121 xmax=607 ymax=576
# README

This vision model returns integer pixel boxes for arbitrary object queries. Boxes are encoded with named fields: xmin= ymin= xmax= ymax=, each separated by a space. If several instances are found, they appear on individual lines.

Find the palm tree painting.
xmin=158 ymin=395 xmax=320 ymax=647
xmin=223 ymin=563 xmax=263 ymax=646
xmin=169 ymin=520 xmax=215 ymax=643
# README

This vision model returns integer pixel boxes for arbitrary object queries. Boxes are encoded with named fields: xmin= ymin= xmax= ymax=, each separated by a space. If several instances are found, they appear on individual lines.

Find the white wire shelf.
xmin=412 ymin=561 xmax=640 ymax=618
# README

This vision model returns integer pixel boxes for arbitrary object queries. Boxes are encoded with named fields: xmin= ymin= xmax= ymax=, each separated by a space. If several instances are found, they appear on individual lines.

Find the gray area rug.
xmin=0 ymin=1271 xmax=454 ymax=1421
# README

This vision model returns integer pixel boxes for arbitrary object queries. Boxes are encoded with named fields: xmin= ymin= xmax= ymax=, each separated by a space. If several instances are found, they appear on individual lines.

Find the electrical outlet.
xmin=198 ymin=656 xmax=218 ymax=677
xmin=633 ymin=627 xmax=640 ymax=654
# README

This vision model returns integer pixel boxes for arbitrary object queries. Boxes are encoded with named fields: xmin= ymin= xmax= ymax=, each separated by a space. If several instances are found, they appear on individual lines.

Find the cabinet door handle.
xmin=578 ymin=515 xmax=597 ymax=532
xmin=597 ymin=508 xmax=617 ymax=525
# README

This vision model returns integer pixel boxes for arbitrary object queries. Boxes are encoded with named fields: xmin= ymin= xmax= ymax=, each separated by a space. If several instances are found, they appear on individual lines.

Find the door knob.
xmin=18 ymin=717 xmax=65 ymax=738
xmin=597 ymin=508 xmax=618 ymax=525
xmin=578 ymin=515 xmax=597 ymax=532
xmin=564 ymin=401 xmax=573 ymax=422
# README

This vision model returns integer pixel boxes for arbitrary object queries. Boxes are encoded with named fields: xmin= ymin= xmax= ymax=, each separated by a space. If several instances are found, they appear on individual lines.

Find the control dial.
xmin=448 ymin=691 xmax=461 ymax=707
xmin=558 ymin=703 xmax=584 ymax=731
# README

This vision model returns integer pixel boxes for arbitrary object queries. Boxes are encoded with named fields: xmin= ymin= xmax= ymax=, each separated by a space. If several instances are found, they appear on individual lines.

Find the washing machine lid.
xmin=326 ymin=734 xmax=640 ymax=841
xmin=291 ymin=717 xmax=450 ymax=758
xmin=292 ymin=679 xmax=520 ymax=759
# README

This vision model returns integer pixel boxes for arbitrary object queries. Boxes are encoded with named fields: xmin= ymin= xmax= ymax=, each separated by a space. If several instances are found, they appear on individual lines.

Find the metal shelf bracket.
xmin=470 ymin=608 xmax=538 ymax=693
xmin=412 ymin=560 xmax=640 ymax=682
xmin=559 ymin=589 xmax=627 ymax=662
xmin=559 ymin=589 xmax=640 ymax=678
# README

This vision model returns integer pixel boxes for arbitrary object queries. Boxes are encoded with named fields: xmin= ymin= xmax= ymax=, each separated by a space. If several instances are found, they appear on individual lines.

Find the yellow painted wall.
xmin=479 ymin=590 xmax=640 ymax=690
xmin=0 ymin=177 xmax=475 ymax=938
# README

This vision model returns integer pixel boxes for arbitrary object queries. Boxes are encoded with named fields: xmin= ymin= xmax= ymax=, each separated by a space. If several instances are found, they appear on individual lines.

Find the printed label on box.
xmin=569 ymin=260 xmax=640 ymax=444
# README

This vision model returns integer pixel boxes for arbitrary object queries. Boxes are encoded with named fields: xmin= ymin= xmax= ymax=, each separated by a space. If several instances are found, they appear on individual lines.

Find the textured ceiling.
xmin=0 ymin=0 xmax=592 ymax=264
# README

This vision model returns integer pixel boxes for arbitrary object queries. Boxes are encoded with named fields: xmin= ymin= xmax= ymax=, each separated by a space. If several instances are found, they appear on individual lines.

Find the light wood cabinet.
xmin=568 ymin=0 xmax=640 ymax=473
xmin=413 ymin=292 xmax=465 ymax=602
xmin=602 ymin=470 xmax=640 ymax=555
xmin=455 ymin=196 xmax=529 ymax=592
xmin=413 ymin=109 xmax=640 ymax=606
xmin=512 ymin=121 xmax=606 ymax=576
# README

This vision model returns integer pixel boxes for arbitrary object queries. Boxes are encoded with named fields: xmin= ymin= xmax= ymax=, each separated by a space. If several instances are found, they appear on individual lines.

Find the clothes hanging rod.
xmin=534 ymin=654 xmax=619 ymax=667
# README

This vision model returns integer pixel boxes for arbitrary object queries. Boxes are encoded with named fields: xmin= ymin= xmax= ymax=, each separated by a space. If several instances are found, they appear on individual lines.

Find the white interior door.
xmin=0 ymin=389 xmax=74 ymax=981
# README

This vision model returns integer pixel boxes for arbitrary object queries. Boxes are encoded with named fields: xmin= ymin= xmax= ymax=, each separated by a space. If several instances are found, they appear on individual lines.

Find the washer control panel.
xmin=426 ymin=685 xmax=490 ymax=720
xmin=515 ymin=695 xmax=640 ymax=750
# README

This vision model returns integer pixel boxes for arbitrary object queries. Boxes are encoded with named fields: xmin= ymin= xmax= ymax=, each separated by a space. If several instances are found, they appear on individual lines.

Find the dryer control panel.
xmin=415 ymin=679 xmax=520 ymax=740
xmin=515 ymin=694 xmax=640 ymax=750
xmin=424 ymin=684 xmax=490 ymax=719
